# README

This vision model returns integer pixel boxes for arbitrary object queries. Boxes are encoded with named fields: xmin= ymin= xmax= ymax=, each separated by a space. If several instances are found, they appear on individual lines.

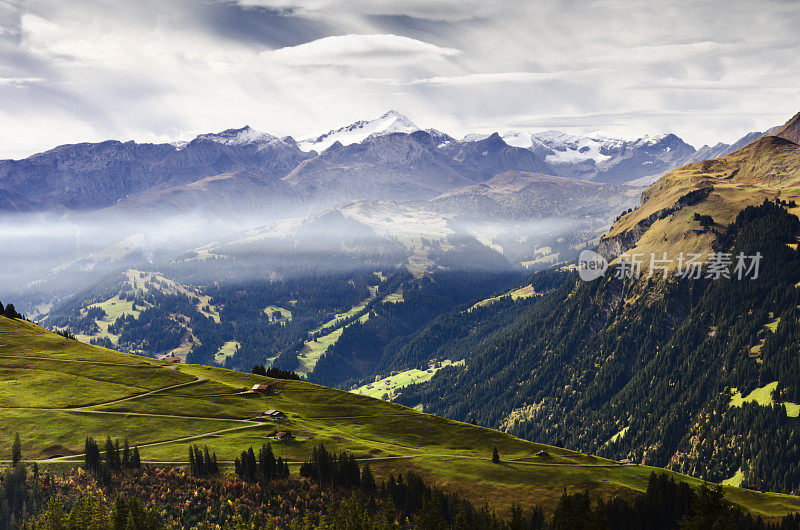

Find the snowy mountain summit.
xmin=297 ymin=110 xmax=420 ymax=152
xmin=194 ymin=125 xmax=279 ymax=146
xmin=529 ymin=131 xmax=626 ymax=164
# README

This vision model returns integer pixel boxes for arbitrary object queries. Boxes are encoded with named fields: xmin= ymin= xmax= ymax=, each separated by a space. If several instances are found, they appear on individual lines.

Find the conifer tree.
xmin=122 ymin=438 xmax=130 ymax=469
xmin=11 ymin=433 xmax=21 ymax=466
xmin=361 ymin=463 xmax=376 ymax=494
xmin=113 ymin=439 xmax=121 ymax=470
xmin=105 ymin=437 xmax=115 ymax=469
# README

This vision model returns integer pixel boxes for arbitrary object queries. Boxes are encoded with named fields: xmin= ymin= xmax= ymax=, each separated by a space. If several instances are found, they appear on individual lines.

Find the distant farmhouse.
xmin=265 ymin=409 xmax=286 ymax=419
xmin=275 ymin=431 xmax=293 ymax=441
xmin=251 ymin=384 xmax=275 ymax=394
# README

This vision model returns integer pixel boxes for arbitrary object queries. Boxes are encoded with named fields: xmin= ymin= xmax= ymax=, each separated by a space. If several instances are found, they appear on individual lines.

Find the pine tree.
xmin=114 ymin=439 xmax=121 ymax=470
xmin=491 ymin=447 xmax=500 ymax=464
xmin=11 ymin=433 xmax=21 ymax=466
xmin=111 ymin=495 xmax=127 ymax=530
xmin=361 ymin=463 xmax=376 ymax=494
xmin=131 ymin=447 xmax=141 ymax=469
xmin=122 ymin=438 xmax=130 ymax=469
xmin=105 ymin=436 xmax=115 ymax=470
xmin=259 ymin=443 xmax=276 ymax=481
xmin=84 ymin=437 xmax=100 ymax=474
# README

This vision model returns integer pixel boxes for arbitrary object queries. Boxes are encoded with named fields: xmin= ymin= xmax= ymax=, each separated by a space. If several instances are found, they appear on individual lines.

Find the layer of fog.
xmin=0 ymin=204 xmax=610 ymax=313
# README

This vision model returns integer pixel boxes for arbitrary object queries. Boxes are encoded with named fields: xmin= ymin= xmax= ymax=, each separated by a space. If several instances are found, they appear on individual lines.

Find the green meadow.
xmin=2 ymin=315 xmax=800 ymax=516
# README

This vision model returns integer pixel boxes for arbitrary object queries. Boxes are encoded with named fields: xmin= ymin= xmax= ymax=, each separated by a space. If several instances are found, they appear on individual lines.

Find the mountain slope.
xmin=0 ymin=127 xmax=311 ymax=212
xmin=428 ymin=170 xmax=640 ymax=220
xmin=2 ymin=315 xmax=800 ymax=517
xmin=470 ymin=129 xmax=768 ymax=187
xmin=283 ymin=132 xmax=473 ymax=202
xmin=436 ymin=132 xmax=553 ymax=182
xmin=399 ymin=198 xmax=800 ymax=495
xmin=599 ymin=115 xmax=800 ymax=261
xmin=774 ymin=111 xmax=800 ymax=144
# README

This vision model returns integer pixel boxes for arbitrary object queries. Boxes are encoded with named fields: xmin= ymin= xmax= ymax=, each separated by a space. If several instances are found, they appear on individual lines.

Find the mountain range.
xmin=0 ymin=110 xmax=768 ymax=216
xmin=379 ymin=110 xmax=800 ymax=498
xmin=10 ymin=101 xmax=800 ymax=514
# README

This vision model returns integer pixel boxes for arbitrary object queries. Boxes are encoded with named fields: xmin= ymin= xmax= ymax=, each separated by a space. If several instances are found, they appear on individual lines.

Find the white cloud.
xmin=0 ymin=0 xmax=799 ymax=157
xmin=409 ymin=71 xmax=593 ymax=86
xmin=0 ymin=76 xmax=43 ymax=86
xmin=230 ymin=0 xmax=503 ymax=22
xmin=267 ymin=34 xmax=460 ymax=66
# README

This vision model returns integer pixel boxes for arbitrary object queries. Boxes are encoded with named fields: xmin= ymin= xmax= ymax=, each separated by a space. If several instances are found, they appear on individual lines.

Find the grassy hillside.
xmin=601 ymin=114 xmax=800 ymax=263
xmin=2 ymin=316 xmax=800 ymax=517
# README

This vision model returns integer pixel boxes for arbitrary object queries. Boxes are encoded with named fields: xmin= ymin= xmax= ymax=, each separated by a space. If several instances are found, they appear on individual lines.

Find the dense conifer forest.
xmin=398 ymin=201 xmax=800 ymax=494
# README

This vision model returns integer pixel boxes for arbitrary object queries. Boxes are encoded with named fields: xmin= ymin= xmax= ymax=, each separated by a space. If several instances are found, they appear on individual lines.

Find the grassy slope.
xmin=2 ymin=316 xmax=800 ymax=517
xmin=602 ymin=133 xmax=800 ymax=265
xmin=470 ymin=283 xmax=541 ymax=311
xmin=352 ymin=360 xmax=465 ymax=400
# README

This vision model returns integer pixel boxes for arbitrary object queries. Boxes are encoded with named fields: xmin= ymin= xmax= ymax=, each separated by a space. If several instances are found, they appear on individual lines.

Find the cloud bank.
xmin=0 ymin=0 xmax=799 ymax=158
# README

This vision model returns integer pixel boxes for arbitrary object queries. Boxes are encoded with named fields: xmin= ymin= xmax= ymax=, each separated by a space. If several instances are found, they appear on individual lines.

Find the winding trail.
xmin=0 ymin=354 xmax=153 ymax=367
xmin=6 ymin=453 xmax=627 ymax=467
xmin=1 ymin=356 xmax=268 ymax=463
xmin=70 ymin=376 xmax=207 ymax=410
xmin=2 ymin=354 xmax=623 ymax=469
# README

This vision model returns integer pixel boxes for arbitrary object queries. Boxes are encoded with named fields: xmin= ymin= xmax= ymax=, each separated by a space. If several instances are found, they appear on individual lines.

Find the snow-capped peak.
xmin=460 ymin=131 xmax=534 ymax=149
xmin=495 ymin=131 xmax=535 ymax=149
xmin=631 ymin=133 xmax=672 ymax=147
xmin=194 ymin=125 xmax=279 ymax=147
xmin=528 ymin=130 xmax=627 ymax=165
xmin=297 ymin=110 xmax=420 ymax=152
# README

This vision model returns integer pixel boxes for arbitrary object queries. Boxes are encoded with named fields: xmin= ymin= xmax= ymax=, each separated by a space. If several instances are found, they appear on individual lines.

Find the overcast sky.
xmin=1 ymin=0 xmax=799 ymax=159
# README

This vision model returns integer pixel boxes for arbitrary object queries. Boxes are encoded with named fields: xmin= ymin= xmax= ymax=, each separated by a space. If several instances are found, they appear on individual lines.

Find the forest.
xmin=4 ymin=434 xmax=800 ymax=529
xmin=398 ymin=200 xmax=800 ymax=494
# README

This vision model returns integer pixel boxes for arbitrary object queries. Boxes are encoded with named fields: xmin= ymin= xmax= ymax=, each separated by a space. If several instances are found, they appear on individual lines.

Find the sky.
xmin=1 ymin=0 xmax=799 ymax=159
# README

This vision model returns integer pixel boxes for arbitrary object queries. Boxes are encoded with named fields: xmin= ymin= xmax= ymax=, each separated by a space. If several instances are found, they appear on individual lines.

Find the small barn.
xmin=274 ymin=431 xmax=293 ymax=441
xmin=618 ymin=458 xmax=634 ymax=465
xmin=535 ymin=450 xmax=550 ymax=457
xmin=251 ymin=384 xmax=274 ymax=394
xmin=265 ymin=409 xmax=286 ymax=419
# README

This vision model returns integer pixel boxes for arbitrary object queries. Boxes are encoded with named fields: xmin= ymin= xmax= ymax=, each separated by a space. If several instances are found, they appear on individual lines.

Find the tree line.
xmin=83 ymin=436 xmax=141 ymax=481
xmin=0 ymin=301 xmax=22 ymax=319
xmin=234 ymin=443 xmax=290 ymax=483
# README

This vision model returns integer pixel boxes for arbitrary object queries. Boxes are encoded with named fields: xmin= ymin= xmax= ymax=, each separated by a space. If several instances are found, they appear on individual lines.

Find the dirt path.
xmin=1 ymin=356 xmax=269 ymax=462
xmin=5 ymin=423 xmax=264 ymax=464
xmin=2 ymin=355 xmax=622 ymax=469
xmin=0 ymin=353 xmax=153 ymax=367
xmin=7 ymin=453 xmax=625 ymax=467
xmin=73 ymin=376 xmax=207 ymax=409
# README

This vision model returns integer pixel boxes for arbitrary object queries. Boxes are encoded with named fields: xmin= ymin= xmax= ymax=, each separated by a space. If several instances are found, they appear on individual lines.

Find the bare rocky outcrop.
xmin=598 ymin=187 xmax=712 ymax=258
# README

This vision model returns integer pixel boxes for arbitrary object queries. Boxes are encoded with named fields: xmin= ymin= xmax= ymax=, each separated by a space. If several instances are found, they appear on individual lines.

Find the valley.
xmin=5 ymin=2 xmax=800 ymax=527
xmin=394 ymin=114 xmax=800 ymax=500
